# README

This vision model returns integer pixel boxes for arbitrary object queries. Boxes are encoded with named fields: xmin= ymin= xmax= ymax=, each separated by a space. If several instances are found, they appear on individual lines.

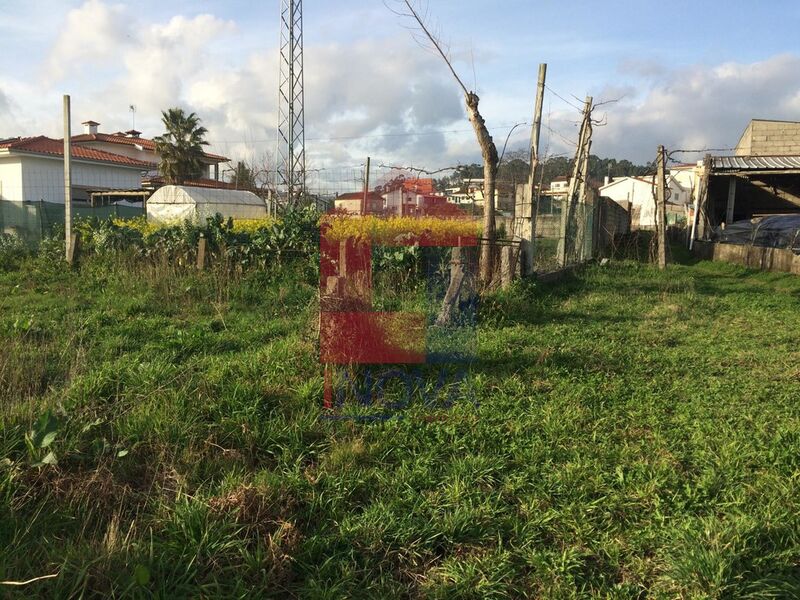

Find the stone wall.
xmin=693 ymin=240 xmax=800 ymax=275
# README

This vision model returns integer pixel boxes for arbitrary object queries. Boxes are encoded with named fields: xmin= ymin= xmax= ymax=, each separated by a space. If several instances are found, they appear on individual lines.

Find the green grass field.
xmin=1 ymin=252 xmax=799 ymax=598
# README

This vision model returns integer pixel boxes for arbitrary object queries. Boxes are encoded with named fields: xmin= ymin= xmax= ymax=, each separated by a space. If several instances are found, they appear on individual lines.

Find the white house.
xmin=0 ymin=136 xmax=154 ymax=204
xmin=444 ymin=178 xmax=513 ymax=210
xmin=548 ymin=176 xmax=570 ymax=193
xmin=599 ymin=167 xmax=697 ymax=229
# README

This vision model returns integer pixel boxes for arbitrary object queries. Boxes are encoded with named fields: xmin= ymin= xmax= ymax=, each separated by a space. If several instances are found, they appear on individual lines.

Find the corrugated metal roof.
xmin=713 ymin=155 xmax=800 ymax=170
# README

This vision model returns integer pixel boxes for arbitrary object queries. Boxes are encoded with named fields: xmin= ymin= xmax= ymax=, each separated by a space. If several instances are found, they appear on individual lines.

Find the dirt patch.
xmin=208 ymin=484 xmax=302 ymax=584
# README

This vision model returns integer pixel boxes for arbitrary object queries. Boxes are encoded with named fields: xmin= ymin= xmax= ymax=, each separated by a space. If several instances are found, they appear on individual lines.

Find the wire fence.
xmin=0 ymin=200 xmax=144 ymax=245
xmin=1 ymin=152 xmax=614 ymax=277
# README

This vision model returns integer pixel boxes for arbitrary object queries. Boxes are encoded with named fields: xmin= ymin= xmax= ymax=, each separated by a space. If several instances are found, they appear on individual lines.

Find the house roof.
xmin=600 ymin=175 xmax=654 ymax=189
xmin=713 ymin=155 xmax=800 ymax=171
xmin=401 ymin=178 xmax=435 ymax=194
xmin=335 ymin=192 xmax=383 ymax=201
xmin=71 ymin=132 xmax=229 ymax=163
xmin=0 ymin=136 xmax=155 ymax=169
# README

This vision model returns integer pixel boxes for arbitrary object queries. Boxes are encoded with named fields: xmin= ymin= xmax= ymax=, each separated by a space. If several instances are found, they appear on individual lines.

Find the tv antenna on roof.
xmin=129 ymin=105 xmax=136 ymax=130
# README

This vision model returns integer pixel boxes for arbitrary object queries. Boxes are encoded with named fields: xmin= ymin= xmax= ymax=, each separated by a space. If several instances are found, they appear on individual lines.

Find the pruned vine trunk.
xmin=466 ymin=92 xmax=498 ymax=286
xmin=394 ymin=1 xmax=499 ymax=286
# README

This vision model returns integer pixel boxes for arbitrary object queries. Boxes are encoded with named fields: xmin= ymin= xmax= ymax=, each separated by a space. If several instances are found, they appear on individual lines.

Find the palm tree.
xmin=153 ymin=108 xmax=209 ymax=185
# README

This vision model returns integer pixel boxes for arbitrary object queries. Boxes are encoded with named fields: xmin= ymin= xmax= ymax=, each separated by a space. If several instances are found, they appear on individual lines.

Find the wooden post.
xmin=500 ymin=245 xmax=514 ymax=288
xmin=362 ymin=156 xmax=371 ymax=216
xmin=197 ymin=234 xmax=206 ymax=270
xmin=66 ymin=233 xmax=79 ymax=265
xmin=690 ymin=154 xmax=711 ymax=249
xmin=656 ymin=145 xmax=668 ymax=269
xmin=436 ymin=246 xmax=465 ymax=326
xmin=578 ymin=139 xmax=592 ymax=261
xmin=726 ymin=176 xmax=736 ymax=224
xmin=63 ymin=95 xmax=73 ymax=263
xmin=338 ymin=240 xmax=348 ymax=278
xmin=557 ymin=96 xmax=592 ymax=267
xmin=522 ymin=63 xmax=547 ymax=276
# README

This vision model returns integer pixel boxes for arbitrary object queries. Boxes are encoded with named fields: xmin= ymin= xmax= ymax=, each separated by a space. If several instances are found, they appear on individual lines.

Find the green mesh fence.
xmin=532 ymin=198 xmax=594 ymax=272
xmin=0 ymin=200 xmax=144 ymax=245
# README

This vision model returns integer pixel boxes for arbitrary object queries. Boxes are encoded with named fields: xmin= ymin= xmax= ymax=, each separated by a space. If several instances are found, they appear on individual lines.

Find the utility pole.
xmin=656 ymin=144 xmax=668 ymax=269
xmin=63 ymin=94 xmax=73 ymax=263
xmin=557 ymin=96 xmax=592 ymax=267
xmin=362 ymin=156 xmax=371 ymax=215
xmin=522 ymin=63 xmax=546 ymax=275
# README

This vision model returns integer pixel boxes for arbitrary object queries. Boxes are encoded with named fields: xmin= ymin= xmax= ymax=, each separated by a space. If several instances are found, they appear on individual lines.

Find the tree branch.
xmin=394 ymin=0 xmax=470 ymax=97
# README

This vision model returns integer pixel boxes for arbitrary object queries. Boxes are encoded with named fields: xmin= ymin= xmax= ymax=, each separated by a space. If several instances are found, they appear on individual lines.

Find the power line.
xmin=207 ymin=121 xmax=530 ymax=145
xmin=542 ymin=123 xmax=578 ymax=149
xmin=544 ymin=84 xmax=585 ymax=112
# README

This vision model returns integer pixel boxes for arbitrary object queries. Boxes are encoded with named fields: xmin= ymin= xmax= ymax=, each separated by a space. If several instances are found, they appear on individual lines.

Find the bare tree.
xmin=391 ymin=0 xmax=498 ymax=285
xmin=235 ymin=151 xmax=279 ymax=213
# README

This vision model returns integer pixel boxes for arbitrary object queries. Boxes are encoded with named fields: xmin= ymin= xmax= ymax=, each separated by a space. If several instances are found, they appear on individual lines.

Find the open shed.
xmin=146 ymin=185 xmax=267 ymax=224
xmin=705 ymin=156 xmax=800 ymax=224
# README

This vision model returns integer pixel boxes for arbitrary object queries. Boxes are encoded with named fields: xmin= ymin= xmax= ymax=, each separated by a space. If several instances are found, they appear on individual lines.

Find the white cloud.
xmin=118 ymin=14 xmax=237 ymax=115
xmin=45 ymin=0 xmax=130 ymax=81
xmin=594 ymin=54 xmax=800 ymax=162
xmin=33 ymin=1 xmax=468 ymax=176
xmin=16 ymin=1 xmax=800 ymax=181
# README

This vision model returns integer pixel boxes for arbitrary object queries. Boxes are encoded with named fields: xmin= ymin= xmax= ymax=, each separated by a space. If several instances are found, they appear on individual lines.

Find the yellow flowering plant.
xmin=320 ymin=215 xmax=481 ymax=246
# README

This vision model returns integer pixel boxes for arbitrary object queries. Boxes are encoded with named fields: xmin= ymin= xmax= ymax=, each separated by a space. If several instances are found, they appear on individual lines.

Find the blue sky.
xmin=1 ymin=0 xmax=799 ymax=174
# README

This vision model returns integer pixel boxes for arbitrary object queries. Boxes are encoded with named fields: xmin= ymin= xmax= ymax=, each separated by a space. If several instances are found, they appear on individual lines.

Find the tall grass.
xmin=1 ymin=245 xmax=799 ymax=597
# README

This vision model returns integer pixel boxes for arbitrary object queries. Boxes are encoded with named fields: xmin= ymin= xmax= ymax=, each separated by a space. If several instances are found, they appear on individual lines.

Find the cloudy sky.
xmin=1 ymin=0 xmax=799 ymax=176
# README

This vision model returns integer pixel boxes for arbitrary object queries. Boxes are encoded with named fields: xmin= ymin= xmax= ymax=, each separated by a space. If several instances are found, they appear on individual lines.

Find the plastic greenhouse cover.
xmin=146 ymin=185 xmax=267 ymax=224
xmin=713 ymin=214 xmax=800 ymax=254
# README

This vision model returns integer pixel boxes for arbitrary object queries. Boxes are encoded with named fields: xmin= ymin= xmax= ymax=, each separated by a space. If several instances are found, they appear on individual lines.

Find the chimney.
xmin=603 ymin=175 xmax=610 ymax=186
xmin=125 ymin=129 xmax=142 ymax=138
xmin=82 ymin=120 xmax=100 ymax=135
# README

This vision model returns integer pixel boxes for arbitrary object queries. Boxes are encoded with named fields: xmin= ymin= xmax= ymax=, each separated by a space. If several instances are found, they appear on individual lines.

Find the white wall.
xmin=601 ymin=178 xmax=657 ymax=228
xmin=383 ymin=189 xmax=405 ymax=215
xmin=601 ymin=175 xmax=695 ymax=229
xmin=13 ymin=155 xmax=142 ymax=203
xmin=0 ymin=158 xmax=23 ymax=201
xmin=334 ymin=199 xmax=360 ymax=215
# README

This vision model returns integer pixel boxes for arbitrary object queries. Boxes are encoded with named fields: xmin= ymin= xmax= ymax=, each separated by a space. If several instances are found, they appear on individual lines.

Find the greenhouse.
xmin=146 ymin=185 xmax=267 ymax=224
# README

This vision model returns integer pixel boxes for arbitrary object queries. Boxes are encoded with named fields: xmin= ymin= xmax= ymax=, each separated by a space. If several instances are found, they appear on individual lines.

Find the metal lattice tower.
xmin=276 ymin=0 xmax=305 ymax=204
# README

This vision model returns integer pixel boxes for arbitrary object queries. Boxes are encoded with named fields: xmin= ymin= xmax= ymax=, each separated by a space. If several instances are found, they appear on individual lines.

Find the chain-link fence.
xmin=506 ymin=189 xmax=600 ymax=274
xmin=530 ymin=196 xmax=594 ymax=271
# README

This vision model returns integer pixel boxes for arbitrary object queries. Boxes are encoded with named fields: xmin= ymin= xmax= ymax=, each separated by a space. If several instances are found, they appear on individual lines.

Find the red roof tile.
xmin=0 ymin=136 xmax=155 ymax=169
xmin=71 ymin=132 xmax=229 ymax=163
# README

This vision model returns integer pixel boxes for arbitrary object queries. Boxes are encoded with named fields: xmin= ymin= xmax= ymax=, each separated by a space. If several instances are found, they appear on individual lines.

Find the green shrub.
xmin=0 ymin=233 xmax=31 ymax=271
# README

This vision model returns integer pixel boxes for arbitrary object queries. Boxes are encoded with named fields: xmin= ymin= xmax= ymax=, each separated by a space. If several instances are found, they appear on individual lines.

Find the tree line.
xmin=435 ymin=150 xmax=650 ymax=191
